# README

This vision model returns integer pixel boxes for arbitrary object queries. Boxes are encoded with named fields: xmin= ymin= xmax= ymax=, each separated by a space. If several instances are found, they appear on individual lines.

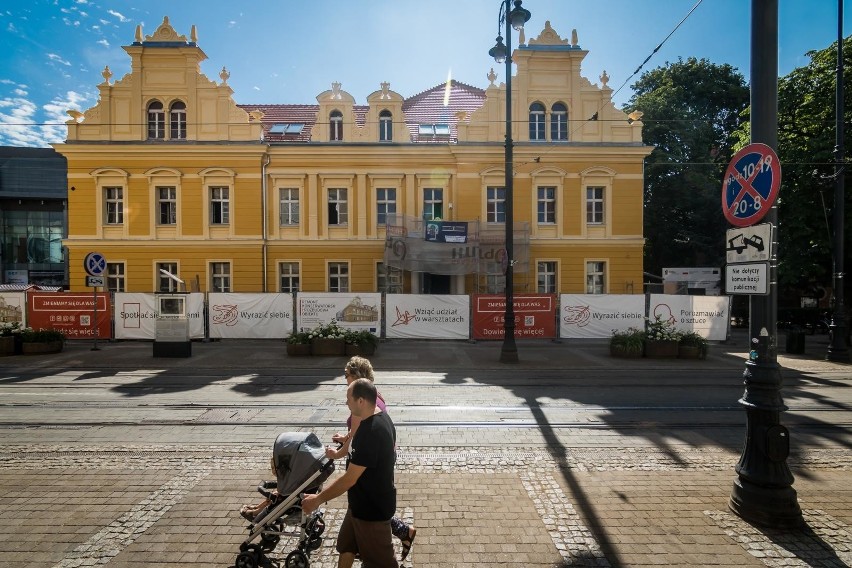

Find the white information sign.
xmin=649 ymin=294 xmax=730 ymax=340
xmin=114 ymin=293 xmax=205 ymax=339
xmin=725 ymin=263 xmax=769 ymax=295
xmin=726 ymin=223 xmax=772 ymax=263
xmin=559 ymin=294 xmax=645 ymax=338
xmin=208 ymin=293 xmax=293 ymax=338
xmin=296 ymin=293 xmax=381 ymax=333
xmin=385 ymin=294 xmax=470 ymax=339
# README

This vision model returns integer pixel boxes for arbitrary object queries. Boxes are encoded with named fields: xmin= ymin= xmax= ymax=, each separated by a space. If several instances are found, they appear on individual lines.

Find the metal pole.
xmin=91 ymin=285 xmax=100 ymax=351
xmin=500 ymin=0 xmax=518 ymax=363
xmin=827 ymin=0 xmax=849 ymax=362
xmin=729 ymin=0 xmax=801 ymax=528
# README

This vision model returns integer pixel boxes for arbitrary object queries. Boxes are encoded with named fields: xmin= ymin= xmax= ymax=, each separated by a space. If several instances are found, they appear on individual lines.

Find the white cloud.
xmin=0 ymin=85 xmax=94 ymax=147
xmin=76 ymin=0 xmax=90 ymax=4
xmin=253 ymin=86 xmax=260 ymax=91
xmin=41 ymin=90 xmax=92 ymax=145
xmin=47 ymin=53 xmax=71 ymax=66
xmin=107 ymin=10 xmax=129 ymax=23
xmin=99 ymin=19 xmax=109 ymax=25
xmin=97 ymin=39 xmax=109 ymax=47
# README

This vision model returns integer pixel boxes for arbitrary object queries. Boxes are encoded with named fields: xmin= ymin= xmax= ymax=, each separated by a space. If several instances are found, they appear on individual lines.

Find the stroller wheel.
xmin=285 ymin=549 xmax=309 ymax=568
xmin=234 ymin=551 xmax=258 ymax=568
xmin=307 ymin=516 xmax=325 ymax=537
xmin=260 ymin=533 xmax=280 ymax=552
xmin=307 ymin=536 xmax=322 ymax=551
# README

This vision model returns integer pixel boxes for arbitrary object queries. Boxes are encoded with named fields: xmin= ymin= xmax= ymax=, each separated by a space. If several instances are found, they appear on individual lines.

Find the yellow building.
xmin=57 ymin=17 xmax=650 ymax=296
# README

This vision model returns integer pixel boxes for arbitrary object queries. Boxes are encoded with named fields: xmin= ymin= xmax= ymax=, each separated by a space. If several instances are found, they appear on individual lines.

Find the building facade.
xmin=57 ymin=17 xmax=650 ymax=296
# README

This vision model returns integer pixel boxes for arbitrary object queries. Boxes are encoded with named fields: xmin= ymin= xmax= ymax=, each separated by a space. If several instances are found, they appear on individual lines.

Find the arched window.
xmin=551 ymin=102 xmax=568 ymax=141
xmin=529 ymin=102 xmax=545 ymax=141
xmin=170 ymin=101 xmax=186 ymax=140
xmin=147 ymin=101 xmax=165 ymax=140
xmin=330 ymin=110 xmax=343 ymax=141
xmin=379 ymin=110 xmax=392 ymax=142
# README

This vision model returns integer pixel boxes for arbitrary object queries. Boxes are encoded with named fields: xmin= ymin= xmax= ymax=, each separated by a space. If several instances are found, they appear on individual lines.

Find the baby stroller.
xmin=235 ymin=432 xmax=335 ymax=568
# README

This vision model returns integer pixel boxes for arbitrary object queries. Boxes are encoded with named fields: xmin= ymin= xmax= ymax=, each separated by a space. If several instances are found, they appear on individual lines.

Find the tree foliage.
xmin=625 ymin=57 xmax=750 ymax=278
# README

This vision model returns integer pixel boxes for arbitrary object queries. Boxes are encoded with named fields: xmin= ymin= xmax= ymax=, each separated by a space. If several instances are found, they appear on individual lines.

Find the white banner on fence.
xmin=115 ymin=293 xmax=205 ymax=339
xmin=0 ymin=292 xmax=26 ymax=326
xmin=559 ymin=294 xmax=646 ymax=338
xmin=208 ymin=293 xmax=293 ymax=338
xmin=296 ymin=293 xmax=381 ymax=333
xmin=650 ymin=294 xmax=730 ymax=340
xmin=385 ymin=294 xmax=470 ymax=339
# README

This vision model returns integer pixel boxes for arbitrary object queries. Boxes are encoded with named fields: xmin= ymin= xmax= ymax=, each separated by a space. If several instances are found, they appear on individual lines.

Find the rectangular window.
xmin=279 ymin=262 xmax=300 ymax=293
xmin=376 ymin=188 xmax=397 ymax=225
xmin=210 ymin=187 xmax=229 ymax=225
xmin=586 ymin=186 xmax=604 ymax=224
xmin=105 ymin=187 xmax=124 ymax=224
xmin=328 ymin=262 xmax=349 ymax=292
xmin=537 ymin=261 xmax=557 ymax=293
xmin=328 ymin=188 xmax=348 ymax=225
xmin=537 ymin=186 xmax=556 ymax=224
xmin=157 ymin=262 xmax=179 ymax=292
xmin=106 ymin=262 xmax=125 ymax=292
xmin=279 ymin=188 xmax=300 ymax=226
xmin=586 ymin=261 xmax=606 ymax=294
xmin=486 ymin=186 xmax=506 ymax=223
xmin=211 ymin=262 xmax=231 ymax=293
xmin=158 ymin=186 xmax=177 ymax=225
xmin=423 ymin=188 xmax=443 ymax=220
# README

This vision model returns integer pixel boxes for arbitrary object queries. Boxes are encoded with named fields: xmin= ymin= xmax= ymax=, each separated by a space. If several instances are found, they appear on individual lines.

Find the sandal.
xmin=239 ymin=505 xmax=256 ymax=522
xmin=400 ymin=527 xmax=416 ymax=562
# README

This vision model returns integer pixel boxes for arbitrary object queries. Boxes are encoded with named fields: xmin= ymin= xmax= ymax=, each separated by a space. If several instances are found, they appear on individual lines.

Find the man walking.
xmin=302 ymin=378 xmax=399 ymax=568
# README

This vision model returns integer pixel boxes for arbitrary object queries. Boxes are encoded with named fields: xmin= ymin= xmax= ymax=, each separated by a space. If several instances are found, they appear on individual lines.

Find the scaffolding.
xmin=383 ymin=215 xmax=529 ymax=293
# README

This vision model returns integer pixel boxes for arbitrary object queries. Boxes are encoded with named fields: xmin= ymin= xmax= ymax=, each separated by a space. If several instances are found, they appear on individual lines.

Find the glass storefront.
xmin=0 ymin=200 xmax=67 ymax=287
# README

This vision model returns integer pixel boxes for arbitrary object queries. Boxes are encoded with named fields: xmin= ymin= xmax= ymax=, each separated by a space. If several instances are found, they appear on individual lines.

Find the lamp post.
xmin=489 ymin=0 xmax=530 ymax=364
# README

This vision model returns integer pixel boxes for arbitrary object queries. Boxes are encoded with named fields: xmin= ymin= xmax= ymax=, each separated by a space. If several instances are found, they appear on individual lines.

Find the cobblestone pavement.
xmin=0 ymin=444 xmax=850 ymax=567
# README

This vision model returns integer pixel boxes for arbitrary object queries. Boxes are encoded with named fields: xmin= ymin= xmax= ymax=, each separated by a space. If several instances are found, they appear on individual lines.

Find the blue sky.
xmin=0 ymin=0 xmax=848 ymax=147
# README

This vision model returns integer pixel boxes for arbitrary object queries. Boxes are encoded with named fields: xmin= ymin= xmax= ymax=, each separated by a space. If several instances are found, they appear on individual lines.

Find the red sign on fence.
xmin=472 ymin=294 xmax=556 ymax=340
xmin=27 ymin=292 xmax=111 ymax=339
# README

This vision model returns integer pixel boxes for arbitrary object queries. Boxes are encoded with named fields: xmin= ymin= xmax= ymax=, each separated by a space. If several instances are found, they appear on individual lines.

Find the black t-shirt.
xmin=348 ymin=411 xmax=397 ymax=521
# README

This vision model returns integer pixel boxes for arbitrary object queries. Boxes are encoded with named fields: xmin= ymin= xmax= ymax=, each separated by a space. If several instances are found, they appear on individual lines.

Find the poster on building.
xmin=4 ymin=270 xmax=28 ymax=285
xmin=559 ymin=294 xmax=645 ymax=338
xmin=0 ymin=292 xmax=26 ymax=326
xmin=472 ymin=294 xmax=556 ymax=340
xmin=385 ymin=294 xmax=470 ymax=339
xmin=297 ymin=293 xmax=381 ymax=333
xmin=424 ymin=221 xmax=468 ymax=243
xmin=649 ymin=294 xmax=730 ymax=340
xmin=114 ymin=293 xmax=205 ymax=339
xmin=27 ymin=292 xmax=111 ymax=339
xmin=208 ymin=293 xmax=293 ymax=338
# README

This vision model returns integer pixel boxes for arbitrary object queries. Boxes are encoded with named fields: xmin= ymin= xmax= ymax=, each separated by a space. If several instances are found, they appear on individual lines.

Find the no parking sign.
xmin=721 ymin=143 xmax=781 ymax=227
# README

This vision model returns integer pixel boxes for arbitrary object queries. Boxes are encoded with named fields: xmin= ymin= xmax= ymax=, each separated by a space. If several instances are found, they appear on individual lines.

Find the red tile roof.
xmin=238 ymin=80 xmax=486 ymax=144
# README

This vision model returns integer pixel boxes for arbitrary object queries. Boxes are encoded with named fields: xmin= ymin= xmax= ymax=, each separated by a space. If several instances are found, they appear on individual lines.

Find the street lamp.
xmin=489 ymin=0 xmax=530 ymax=364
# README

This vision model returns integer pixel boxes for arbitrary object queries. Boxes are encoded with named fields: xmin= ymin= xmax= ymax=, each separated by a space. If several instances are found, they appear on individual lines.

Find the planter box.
xmin=21 ymin=340 xmax=63 ymax=355
xmin=644 ymin=339 xmax=678 ymax=358
xmin=678 ymin=345 xmax=704 ymax=359
xmin=311 ymin=338 xmax=346 ymax=356
xmin=609 ymin=344 xmax=642 ymax=358
xmin=345 ymin=343 xmax=376 ymax=357
xmin=0 ymin=336 xmax=14 ymax=356
xmin=286 ymin=343 xmax=312 ymax=357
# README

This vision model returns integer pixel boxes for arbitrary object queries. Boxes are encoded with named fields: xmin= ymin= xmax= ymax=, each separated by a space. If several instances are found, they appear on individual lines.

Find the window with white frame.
xmin=157 ymin=262 xmax=179 ymax=292
xmin=169 ymin=101 xmax=187 ymax=140
xmin=586 ymin=261 xmax=606 ymax=294
xmin=279 ymin=262 xmax=300 ymax=293
xmin=537 ymin=186 xmax=556 ymax=224
xmin=105 ymin=187 xmax=124 ymax=224
xmin=279 ymin=188 xmax=300 ymax=226
xmin=529 ymin=102 xmax=545 ymax=141
xmin=551 ymin=102 xmax=568 ymax=141
xmin=158 ymin=187 xmax=177 ymax=225
xmin=379 ymin=110 xmax=392 ymax=141
xmin=486 ymin=186 xmax=506 ymax=223
xmin=328 ymin=188 xmax=348 ymax=225
xmin=586 ymin=186 xmax=604 ymax=224
xmin=106 ymin=262 xmax=125 ymax=292
xmin=330 ymin=110 xmax=343 ymax=141
xmin=210 ymin=187 xmax=229 ymax=225
xmin=211 ymin=262 xmax=231 ymax=293
xmin=328 ymin=262 xmax=349 ymax=292
xmin=147 ymin=101 xmax=165 ymax=139
xmin=423 ymin=188 xmax=443 ymax=220
xmin=376 ymin=188 xmax=396 ymax=225
xmin=537 ymin=261 xmax=557 ymax=293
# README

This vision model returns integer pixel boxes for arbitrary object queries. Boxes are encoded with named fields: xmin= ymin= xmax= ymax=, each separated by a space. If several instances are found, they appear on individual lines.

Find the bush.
xmin=20 ymin=327 xmax=65 ymax=343
xmin=610 ymin=327 xmax=645 ymax=356
xmin=345 ymin=329 xmax=379 ymax=347
xmin=286 ymin=330 xmax=311 ymax=345
xmin=0 ymin=321 xmax=22 ymax=337
xmin=646 ymin=316 xmax=680 ymax=341
xmin=679 ymin=331 xmax=708 ymax=348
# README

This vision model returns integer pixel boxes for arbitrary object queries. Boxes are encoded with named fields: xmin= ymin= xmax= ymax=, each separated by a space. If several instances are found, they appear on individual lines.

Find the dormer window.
xmin=419 ymin=124 xmax=450 ymax=137
xmin=147 ymin=101 xmax=165 ymax=140
xmin=170 ymin=101 xmax=186 ymax=140
xmin=379 ymin=110 xmax=392 ymax=141
xmin=529 ymin=102 xmax=545 ymax=141
xmin=269 ymin=123 xmax=305 ymax=135
xmin=330 ymin=110 xmax=343 ymax=141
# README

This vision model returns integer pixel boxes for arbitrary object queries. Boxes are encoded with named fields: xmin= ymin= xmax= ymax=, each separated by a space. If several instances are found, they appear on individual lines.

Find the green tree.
xmin=625 ymin=57 xmax=749 ymax=278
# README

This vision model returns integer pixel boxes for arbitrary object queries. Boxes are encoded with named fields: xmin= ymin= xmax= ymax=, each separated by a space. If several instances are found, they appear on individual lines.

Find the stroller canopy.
xmin=273 ymin=432 xmax=332 ymax=495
